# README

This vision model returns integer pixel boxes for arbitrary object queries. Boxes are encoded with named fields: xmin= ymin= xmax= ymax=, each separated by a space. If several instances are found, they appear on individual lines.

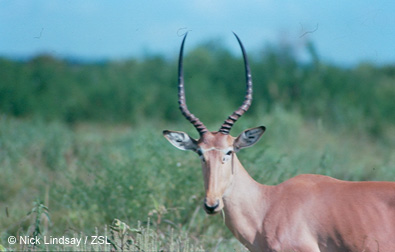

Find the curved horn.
xmin=219 ymin=33 xmax=253 ymax=134
xmin=178 ymin=33 xmax=209 ymax=135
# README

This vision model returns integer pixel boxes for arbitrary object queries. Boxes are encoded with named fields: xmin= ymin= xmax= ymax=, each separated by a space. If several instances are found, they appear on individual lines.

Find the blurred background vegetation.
xmin=1 ymin=40 xmax=394 ymax=251
xmin=1 ymin=41 xmax=394 ymax=134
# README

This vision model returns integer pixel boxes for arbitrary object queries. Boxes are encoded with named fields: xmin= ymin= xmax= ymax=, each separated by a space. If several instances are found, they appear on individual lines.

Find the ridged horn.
xmin=178 ymin=33 xmax=209 ymax=135
xmin=218 ymin=33 xmax=253 ymax=135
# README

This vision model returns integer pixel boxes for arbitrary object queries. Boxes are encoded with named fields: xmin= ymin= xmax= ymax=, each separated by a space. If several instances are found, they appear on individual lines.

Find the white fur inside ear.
xmin=243 ymin=128 xmax=262 ymax=144
xmin=168 ymin=132 xmax=186 ymax=142
xmin=234 ymin=126 xmax=265 ymax=151
xmin=163 ymin=130 xmax=197 ymax=151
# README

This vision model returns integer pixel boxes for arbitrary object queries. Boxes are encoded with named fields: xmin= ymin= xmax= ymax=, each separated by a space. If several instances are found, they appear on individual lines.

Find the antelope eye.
xmin=222 ymin=150 xmax=233 ymax=163
xmin=196 ymin=149 xmax=206 ymax=162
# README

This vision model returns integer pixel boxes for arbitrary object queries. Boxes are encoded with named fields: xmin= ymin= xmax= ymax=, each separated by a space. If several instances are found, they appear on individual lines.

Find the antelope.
xmin=163 ymin=33 xmax=395 ymax=252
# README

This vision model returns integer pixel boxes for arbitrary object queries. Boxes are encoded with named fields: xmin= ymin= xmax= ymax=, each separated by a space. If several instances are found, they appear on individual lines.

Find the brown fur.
xmin=164 ymin=131 xmax=395 ymax=252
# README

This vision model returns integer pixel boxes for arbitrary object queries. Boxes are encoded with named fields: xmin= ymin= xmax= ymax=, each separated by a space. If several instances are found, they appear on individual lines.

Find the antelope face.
xmin=198 ymin=133 xmax=235 ymax=214
xmin=163 ymin=32 xmax=264 ymax=214
xmin=163 ymin=127 xmax=265 ymax=214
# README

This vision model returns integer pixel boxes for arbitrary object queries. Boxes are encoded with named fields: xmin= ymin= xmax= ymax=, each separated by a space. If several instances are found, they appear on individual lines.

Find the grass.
xmin=0 ymin=108 xmax=394 ymax=251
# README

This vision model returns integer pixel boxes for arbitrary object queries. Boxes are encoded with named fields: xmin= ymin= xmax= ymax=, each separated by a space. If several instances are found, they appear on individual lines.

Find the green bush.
xmin=0 ymin=41 xmax=393 ymax=136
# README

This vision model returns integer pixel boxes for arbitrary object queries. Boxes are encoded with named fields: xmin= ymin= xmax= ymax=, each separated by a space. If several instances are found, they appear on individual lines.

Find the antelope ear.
xmin=234 ymin=126 xmax=266 ymax=152
xmin=163 ymin=130 xmax=198 ymax=151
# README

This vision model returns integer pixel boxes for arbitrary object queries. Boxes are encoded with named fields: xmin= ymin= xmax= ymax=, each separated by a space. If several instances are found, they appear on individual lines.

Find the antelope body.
xmin=163 ymin=33 xmax=395 ymax=252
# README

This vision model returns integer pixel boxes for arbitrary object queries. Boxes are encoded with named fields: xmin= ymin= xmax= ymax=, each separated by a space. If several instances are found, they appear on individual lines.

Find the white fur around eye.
xmin=222 ymin=149 xmax=233 ymax=163
xmin=222 ymin=155 xmax=231 ymax=163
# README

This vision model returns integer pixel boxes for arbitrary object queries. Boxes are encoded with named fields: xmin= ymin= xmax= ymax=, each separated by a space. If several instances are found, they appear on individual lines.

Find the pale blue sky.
xmin=1 ymin=0 xmax=394 ymax=65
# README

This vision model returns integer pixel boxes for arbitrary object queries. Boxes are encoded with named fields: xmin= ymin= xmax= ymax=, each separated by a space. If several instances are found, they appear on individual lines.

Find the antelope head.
xmin=163 ymin=33 xmax=265 ymax=215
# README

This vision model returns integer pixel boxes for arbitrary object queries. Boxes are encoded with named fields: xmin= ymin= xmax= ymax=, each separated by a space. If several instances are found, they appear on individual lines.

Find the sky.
xmin=1 ymin=0 xmax=394 ymax=65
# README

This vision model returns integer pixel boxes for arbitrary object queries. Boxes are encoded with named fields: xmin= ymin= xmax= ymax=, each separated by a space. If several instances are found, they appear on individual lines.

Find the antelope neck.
xmin=222 ymin=157 xmax=270 ymax=250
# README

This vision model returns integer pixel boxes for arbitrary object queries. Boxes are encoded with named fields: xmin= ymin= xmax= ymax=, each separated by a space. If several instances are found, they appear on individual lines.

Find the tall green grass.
xmin=1 ymin=109 xmax=394 ymax=251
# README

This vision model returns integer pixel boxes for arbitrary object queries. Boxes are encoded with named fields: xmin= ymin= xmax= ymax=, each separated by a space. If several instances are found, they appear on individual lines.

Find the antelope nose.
xmin=204 ymin=199 xmax=220 ymax=214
